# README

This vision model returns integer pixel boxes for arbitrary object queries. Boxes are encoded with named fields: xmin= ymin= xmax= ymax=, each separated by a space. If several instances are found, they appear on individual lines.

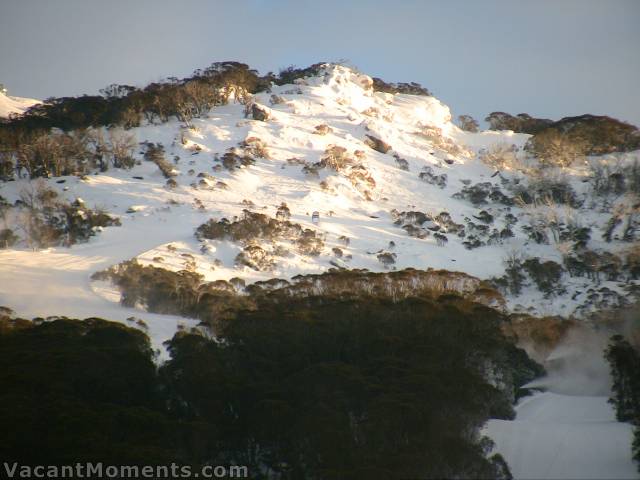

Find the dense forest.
xmin=606 ymin=335 xmax=640 ymax=469
xmin=0 ymin=290 xmax=541 ymax=479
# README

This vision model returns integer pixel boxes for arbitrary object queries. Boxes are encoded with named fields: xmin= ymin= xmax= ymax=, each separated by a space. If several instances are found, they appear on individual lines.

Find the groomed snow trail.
xmin=485 ymin=389 xmax=637 ymax=479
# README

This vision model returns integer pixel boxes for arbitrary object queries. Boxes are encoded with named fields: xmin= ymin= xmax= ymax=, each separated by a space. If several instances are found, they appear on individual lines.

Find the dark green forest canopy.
xmin=605 ymin=335 xmax=640 ymax=470
xmin=0 ymin=293 xmax=540 ymax=478
xmin=0 ymin=317 xmax=186 ymax=464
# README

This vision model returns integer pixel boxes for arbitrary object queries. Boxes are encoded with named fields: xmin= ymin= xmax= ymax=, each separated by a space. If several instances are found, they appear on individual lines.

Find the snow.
xmin=0 ymin=212 xmax=200 ymax=358
xmin=485 ymin=391 xmax=637 ymax=479
xmin=0 ymin=91 xmax=39 ymax=118
xmin=0 ymin=62 xmax=634 ymax=340
xmin=0 ymin=64 xmax=637 ymax=476
xmin=485 ymin=326 xmax=638 ymax=479
xmin=0 ymin=62 xmax=635 ymax=342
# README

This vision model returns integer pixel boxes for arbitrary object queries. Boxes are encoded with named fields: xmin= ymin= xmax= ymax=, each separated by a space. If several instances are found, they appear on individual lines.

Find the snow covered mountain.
xmin=0 ymin=63 xmax=638 ymax=477
xmin=1 ymin=65 xmax=636 ymax=323
xmin=0 ymin=90 xmax=39 ymax=118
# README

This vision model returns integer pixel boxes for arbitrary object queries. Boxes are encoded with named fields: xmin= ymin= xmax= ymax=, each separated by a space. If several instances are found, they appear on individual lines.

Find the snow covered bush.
xmin=602 ymin=203 xmax=640 ymax=242
xmin=196 ymin=210 xmax=325 ymax=257
xmin=313 ymin=124 xmax=332 ymax=135
xmin=417 ymin=124 xmax=471 ymax=157
xmin=235 ymin=244 xmax=275 ymax=271
xmin=419 ymin=166 xmax=447 ymax=188
xmin=250 ymin=103 xmax=270 ymax=121
xmin=589 ymin=159 xmax=628 ymax=197
xmin=392 ymin=209 xmax=465 ymax=241
xmin=364 ymin=134 xmax=392 ymax=154
xmin=625 ymin=245 xmax=640 ymax=279
xmin=454 ymin=182 xmax=513 ymax=206
xmin=513 ymin=172 xmax=579 ymax=207
xmin=320 ymin=145 xmax=352 ymax=170
xmin=522 ymin=258 xmax=565 ymax=297
xmin=377 ymin=251 xmax=396 ymax=268
xmin=8 ymin=186 xmax=120 ymax=249
xmin=493 ymin=251 xmax=526 ymax=295
xmin=239 ymin=136 xmax=270 ymax=158
xmin=295 ymin=229 xmax=325 ymax=256
xmin=346 ymin=164 xmax=376 ymax=191
xmin=393 ymin=153 xmax=410 ymax=171
xmin=269 ymin=94 xmax=287 ymax=105
xmin=218 ymin=148 xmax=255 ymax=171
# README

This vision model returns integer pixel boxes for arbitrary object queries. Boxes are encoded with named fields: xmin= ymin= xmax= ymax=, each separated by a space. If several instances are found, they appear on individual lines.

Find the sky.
xmin=1 ymin=0 xmax=639 ymax=126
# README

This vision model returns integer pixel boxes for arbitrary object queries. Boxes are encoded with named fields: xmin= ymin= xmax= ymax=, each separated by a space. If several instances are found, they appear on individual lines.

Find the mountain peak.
xmin=0 ymin=89 xmax=39 ymax=119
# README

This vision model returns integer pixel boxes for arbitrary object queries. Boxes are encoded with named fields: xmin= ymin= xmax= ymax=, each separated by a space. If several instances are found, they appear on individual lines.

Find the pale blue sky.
xmin=1 ymin=0 xmax=639 ymax=126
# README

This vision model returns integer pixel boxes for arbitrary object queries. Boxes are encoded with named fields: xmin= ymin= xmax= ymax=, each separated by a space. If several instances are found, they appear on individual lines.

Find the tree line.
xmin=606 ymin=335 xmax=640 ymax=471
xmin=0 ymin=289 xmax=541 ymax=478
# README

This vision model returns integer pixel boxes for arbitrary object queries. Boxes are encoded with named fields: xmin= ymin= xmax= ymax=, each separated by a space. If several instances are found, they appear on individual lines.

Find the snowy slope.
xmin=0 ymin=91 xmax=39 ymax=118
xmin=0 ymin=212 xmax=199 ymax=358
xmin=0 ymin=63 xmax=636 ymax=337
xmin=485 ymin=330 xmax=638 ymax=479
xmin=0 ymin=64 xmax=637 ymax=338
xmin=486 ymin=391 xmax=636 ymax=479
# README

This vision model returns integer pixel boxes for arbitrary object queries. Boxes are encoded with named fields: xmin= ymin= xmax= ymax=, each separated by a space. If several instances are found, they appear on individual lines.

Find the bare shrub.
xmin=493 ymin=251 xmax=526 ymax=295
xmin=457 ymin=115 xmax=479 ymax=132
xmin=525 ymin=130 xmax=587 ymax=168
xmin=478 ymin=143 xmax=518 ymax=172
xmin=144 ymin=142 xmax=176 ymax=178
xmin=107 ymin=129 xmax=137 ymax=169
